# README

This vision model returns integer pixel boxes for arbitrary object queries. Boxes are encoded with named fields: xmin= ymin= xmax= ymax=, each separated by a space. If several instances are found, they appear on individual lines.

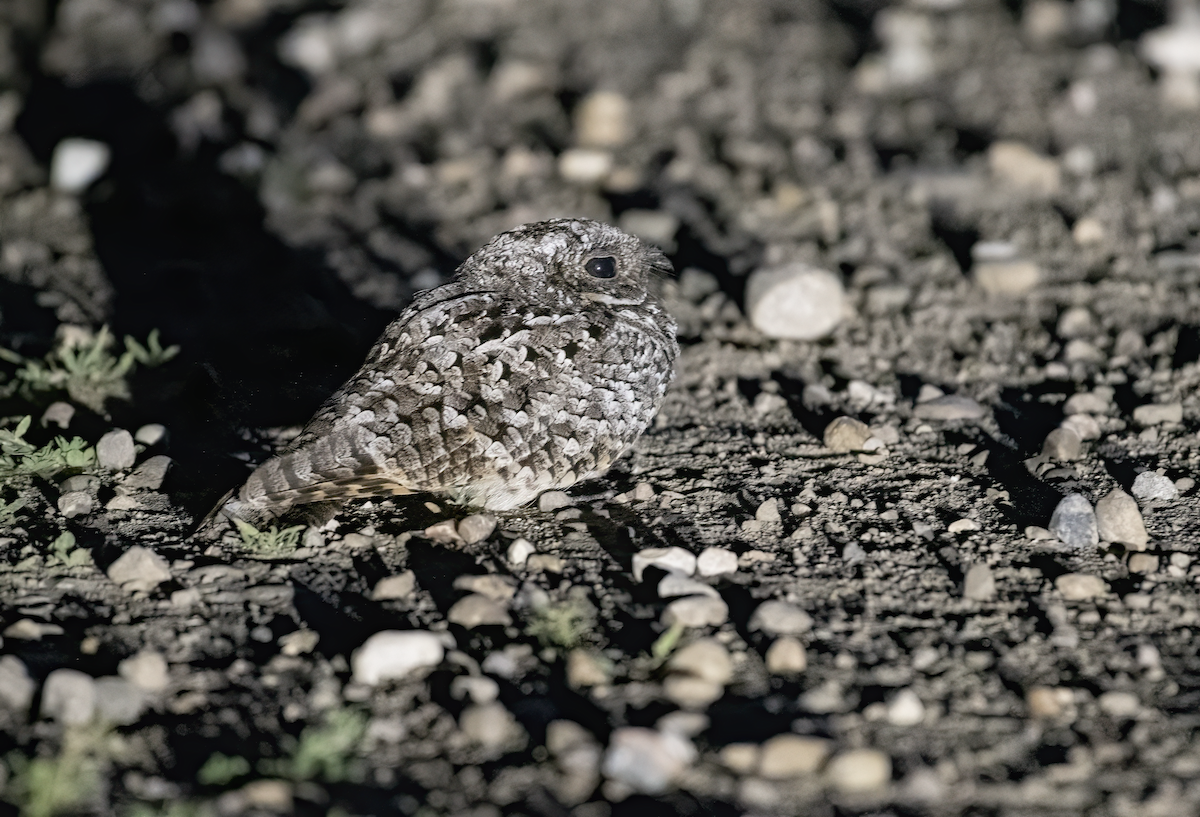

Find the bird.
xmin=216 ymin=218 xmax=678 ymax=526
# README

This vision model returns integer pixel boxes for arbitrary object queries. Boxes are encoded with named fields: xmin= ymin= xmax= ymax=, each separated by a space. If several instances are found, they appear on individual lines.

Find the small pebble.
xmin=745 ymin=263 xmax=845 ymax=340
xmin=41 ymin=668 xmax=97 ymax=725
xmin=947 ymin=518 xmax=980 ymax=534
xmin=96 ymin=429 xmax=137 ymax=471
xmin=1132 ymin=471 xmax=1177 ymax=502
xmin=558 ymin=148 xmax=613 ymax=183
xmin=566 ymin=649 xmax=611 ymax=688
xmin=765 ymin=636 xmax=807 ymax=676
xmin=50 ymin=138 xmax=111 ymax=192
xmin=657 ymin=574 xmax=718 ymax=599
xmin=758 ymin=735 xmax=830 ymax=779
xmin=538 ymin=491 xmax=574 ymax=512
xmin=372 ymin=571 xmax=416 ymax=600
xmin=749 ymin=600 xmax=813 ymax=636
xmin=1048 ymin=493 xmax=1099 ymax=549
xmin=507 ymin=538 xmax=536 ymax=566
xmin=447 ymin=594 xmax=512 ymax=628
xmin=1055 ymin=573 xmax=1107 ymax=600
xmin=450 ymin=675 xmax=500 ymax=705
xmin=94 ymin=676 xmax=148 ymax=725
xmin=973 ymin=260 xmax=1041 ymax=296
xmin=826 ymin=748 xmax=892 ymax=792
xmin=963 ymin=563 xmax=996 ymax=601
xmin=352 ymin=630 xmax=445 ymax=684
xmin=1056 ymin=306 xmax=1096 ymax=338
xmin=122 ymin=455 xmax=172 ymax=491
xmin=633 ymin=546 xmax=697 ymax=581
xmin=755 ymin=497 xmax=781 ymax=523
xmin=0 ymin=656 xmax=36 ymax=712
xmin=1042 ymin=427 xmax=1083 ymax=461
xmin=602 ymin=727 xmax=696 ymax=795
xmin=667 ymin=639 xmax=733 ymax=686
xmin=988 ymin=141 xmax=1060 ymax=195
xmin=718 ymin=743 xmax=760 ymax=774
xmin=662 ymin=675 xmax=724 ymax=709
xmin=1095 ymin=488 xmax=1148 ymax=549
xmin=887 ymin=689 xmax=925 ymax=726
xmin=107 ymin=546 xmax=172 ymax=592
xmin=574 ymin=90 xmax=632 ymax=148
xmin=1132 ymin=402 xmax=1183 ymax=426
xmin=279 ymin=630 xmax=320 ymax=656
xmin=118 ymin=650 xmax=169 ymax=692
xmin=663 ymin=595 xmax=729 ymax=628
xmin=457 ymin=513 xmax=497 ymax=545
xmin=41 ymin=402 xmax=75 ymax=429
xmin=453 ymin=574 xmax=516 ymax=601
xmin=1098 ymin=691 xmax=1140 ymax=718
xmin=58 ymin=490 xmax=94 ymax=519
xmin=1127 ymin=553 xmax=1159 ymax=573
xmin=423 ymin=520 xmax=463 ymax=545
xmin=912 ymin=395 xmax=987 ymax=421
xmin=460 ymin=702 xmax=526 ymax=755
xmin=1061 ymin=413 xmax=1101 ymax=440
xmin=1027 ymin=686 xmax=1074 ymax=719
xmin=134 ymin=423 xmax=168 ymax=446
xmin=696 ymin=547 xmax=738 ymax=577
xmin=824 ymin=416 xmax=872 ymax=452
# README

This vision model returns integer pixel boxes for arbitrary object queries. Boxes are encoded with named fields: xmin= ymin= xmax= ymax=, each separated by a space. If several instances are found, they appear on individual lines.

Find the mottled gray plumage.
xmin=222 ymin=218 xmax=678 ymax=523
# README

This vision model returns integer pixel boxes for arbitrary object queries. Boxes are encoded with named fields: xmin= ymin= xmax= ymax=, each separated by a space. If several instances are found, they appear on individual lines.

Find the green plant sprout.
xmin=650 ymin=620 xmax=686 ymax=662
xmin=0 ymin=326 xmax=179 ymax=413
xmin=47 ymin=531 xmax=91 ymax=568
xmin=0 ymin=416 xmax=97 ymax=480
xmin=3 ymin=726 xmax=108 ymax=817
xmin=525 ymin=596 xmax=597 ymax=651
xmin=196 ymin=753 xmax=251 ymax=787
xmin=259 ymin=708 xmax=367 ymax=783
xmin=233 ymin=518 xmax=305 ymax=559
xmin=0 ymin=492 xmax=23 ymax=526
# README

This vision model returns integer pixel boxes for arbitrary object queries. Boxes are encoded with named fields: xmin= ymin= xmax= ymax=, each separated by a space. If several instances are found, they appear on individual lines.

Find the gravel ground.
xmin=2 ymin=0 xmax=1200 ymax=815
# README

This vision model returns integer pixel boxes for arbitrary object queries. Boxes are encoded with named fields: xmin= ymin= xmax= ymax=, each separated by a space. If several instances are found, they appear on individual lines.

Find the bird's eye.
xmin=584 ymin=256 xmax=616 ymax=279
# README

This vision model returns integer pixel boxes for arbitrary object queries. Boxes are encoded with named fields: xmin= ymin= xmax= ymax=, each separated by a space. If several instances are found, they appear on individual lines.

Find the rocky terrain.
xmin=1 ymin=0 xmax=1200 ymax=815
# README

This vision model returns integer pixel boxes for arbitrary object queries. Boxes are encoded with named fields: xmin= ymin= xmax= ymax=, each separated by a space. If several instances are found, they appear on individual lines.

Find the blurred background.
xmin=0 ymin=0 xmax=1197 ymax=493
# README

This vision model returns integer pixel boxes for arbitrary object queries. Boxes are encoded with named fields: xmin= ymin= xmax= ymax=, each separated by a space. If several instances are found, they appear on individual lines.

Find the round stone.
xmin=749 ymin=600 xmax=812 ymax=636
xmin=1095 ymin=488 xmax=1148 ymax=549
xmin=745 ymin=263 xmax=845 ymax=340
xmin=826 ymin=749 xmax=892 ymax=792
xmin=1048 ymin=493 xmax=1099 ymax=549
xmin=352 ymin=630 xmax=445 ymax=685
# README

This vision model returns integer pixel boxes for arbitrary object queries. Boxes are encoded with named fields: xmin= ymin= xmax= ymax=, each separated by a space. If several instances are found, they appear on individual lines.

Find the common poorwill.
xmin=221 ymin=218 xmax=678 ymax=524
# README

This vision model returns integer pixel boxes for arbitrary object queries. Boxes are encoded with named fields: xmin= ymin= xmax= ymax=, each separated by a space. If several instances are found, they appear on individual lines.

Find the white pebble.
xmin=106 ymin=546 xmax=172 ymax=592
xmin=602 ymin=727 xmax=696 ymax=794
xmin=558 ymin=148 xmax=613 ymax=183
xmin=1095 ymin=488 xmax=1148 ymax=549
xmin=1055 ymin=573 xmax=1107 ymax=600
xmin=50 ymin=138 xmax=111 ymax=193
xmin=662 ymin=595 xmax=728 ymax=628
xmin=749 ymin=600 xmax=813 ymax=636
xmin=1132 ymin=471 xmax=1177 ymax=502
xmin=886 ymin=689 xmax=925 ymax=726
xmin=633 ymin=546 xmax=696 ymax=582
xmin=352 ymin=630 xmax=445 ymax=685
xmin=41 ymin=668 xmax=97 ymax=725
xmin=745 ymin=263 xmax=845 ymax=340
xmin=696 ymin=547 xmax=737 ymax=577
xmin=97 ymin=429 xmax=137 ymax=471
xmin=507 ymin=538 xmax=536 ymax=567
xmin=826 ymin=749 xmax=892 ymax=792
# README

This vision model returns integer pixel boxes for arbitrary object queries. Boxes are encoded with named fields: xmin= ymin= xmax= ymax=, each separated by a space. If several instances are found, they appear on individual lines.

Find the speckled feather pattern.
xmin=225 ymin=219 xmax=678 ymax=521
